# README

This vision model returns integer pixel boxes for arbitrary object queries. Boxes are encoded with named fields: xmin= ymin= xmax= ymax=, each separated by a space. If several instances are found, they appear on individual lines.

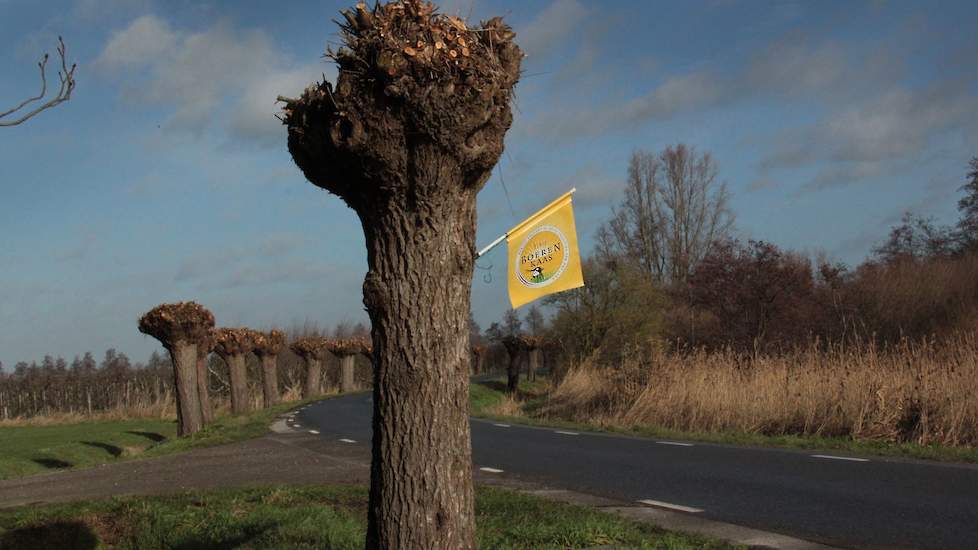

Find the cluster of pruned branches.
xmin=1 ymin=36 xmax=76 ymax=127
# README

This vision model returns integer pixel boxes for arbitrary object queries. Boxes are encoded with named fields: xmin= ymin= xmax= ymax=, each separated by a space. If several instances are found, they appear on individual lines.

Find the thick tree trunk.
xmin=260 ymin=355 xmax=280 ymax=407
xmin=226 ymin=354 xmax=250 ymax=414
xmin=340 ymin=355 xmax=356 ymax=393
xmin=303 ymin=357 xmax=322 ymax=399
xmin=168 ymin=342 xmax=202 ymax=436
xmin=506 ymin=353 xmax=520 ymax=393
xmin=527 ymin=349 xmax=540 ymax=382
xmin=196 ymin=353 xmax=214 ymax=424
xmin=362 ymin=188 xmax=477 ymax=550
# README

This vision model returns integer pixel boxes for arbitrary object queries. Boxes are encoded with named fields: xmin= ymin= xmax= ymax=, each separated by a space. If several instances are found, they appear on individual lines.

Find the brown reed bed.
xmin=539 ymin=333 xmax=978 ymax=448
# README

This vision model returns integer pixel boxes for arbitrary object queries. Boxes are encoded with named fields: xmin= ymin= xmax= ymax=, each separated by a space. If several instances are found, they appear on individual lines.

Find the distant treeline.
xmin=0 ymin=322 xmax=374 ymax=420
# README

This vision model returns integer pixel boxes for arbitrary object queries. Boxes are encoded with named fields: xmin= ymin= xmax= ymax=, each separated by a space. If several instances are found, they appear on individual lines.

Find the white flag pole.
xmin=475 ymin=232 xmax=507 ymax=259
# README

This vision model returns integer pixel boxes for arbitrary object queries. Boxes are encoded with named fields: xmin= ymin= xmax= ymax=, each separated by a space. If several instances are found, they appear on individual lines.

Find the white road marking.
xmin=339 ymin=438 xmax=356 ymax=444
xmin=308 ymin=430 xmax=320 ymax=434
xmin=479 ymin=467 xmax=504 ymax=473
xmin=554 ymin=430 xmax=579 ymax=436
xmin=637 ymin=499 xmax=704 ymax=513
xmin=657 ymin=441 xmax=694 ymax=447
xmin=812 ymin=454 xmax=869 ymax=462
xmin=292 ymin=424 xmax=301 ymax=428
xmin=493 ymin=423 xmax=511 ymax=428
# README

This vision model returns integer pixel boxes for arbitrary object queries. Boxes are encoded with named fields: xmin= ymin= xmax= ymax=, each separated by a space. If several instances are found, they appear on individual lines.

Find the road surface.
xmin=296 ymin=391 xmax=978 ymax=550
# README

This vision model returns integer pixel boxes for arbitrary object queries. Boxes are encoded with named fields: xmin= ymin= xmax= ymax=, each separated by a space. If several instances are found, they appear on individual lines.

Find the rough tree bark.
xmin=280 ymin=3 xmax=521 ymax=548
xmin=138 ymin=302 xmax=213 ymax=436
xmin=213 ymin=328 xmax=257 ymax=415
xmin=305 ymin=357 xmax=323 ymax=397
xmin=340 ymin=355 xmax=356 ymax=392
xmin=195 ymin=332 xmax=215 ymax=424
xmin=254 ymin=330 xmax=286 ymax=407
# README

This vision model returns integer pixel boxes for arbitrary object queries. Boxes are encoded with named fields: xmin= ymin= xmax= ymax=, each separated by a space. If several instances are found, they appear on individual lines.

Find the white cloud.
xmin=517 ymin=0 xmax=588 ymax=60
xmin=96 ymin=15 xmax=329 ymax=145
xmin=96 ymin=15 xmax=178 ymax=70
xmin=759 ymin=81 xmax=978 ymax=191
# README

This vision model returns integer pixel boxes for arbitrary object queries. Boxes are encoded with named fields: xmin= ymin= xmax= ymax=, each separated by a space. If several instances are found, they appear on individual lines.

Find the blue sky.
xmin=1 ymin=0 xmax=976 ymax=366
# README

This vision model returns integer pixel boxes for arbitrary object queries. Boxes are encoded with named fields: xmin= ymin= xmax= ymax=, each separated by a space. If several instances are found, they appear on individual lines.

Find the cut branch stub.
xmin=138 ymin=301 xmax=215 ymax=347
xmin=211 ymin=327 xmax=259 ymax=359
xmin=325 ymin=336 xmax=372 ymax=357
xmin=520 ymin=335 xmax=545 ymax=351
xmin=289 ymin=336 xmax=332 ymax=360
xmin=253 ymin=329 xmax=287 ymax=357
xmin=280 ymin=0 xmax=523 ymax=212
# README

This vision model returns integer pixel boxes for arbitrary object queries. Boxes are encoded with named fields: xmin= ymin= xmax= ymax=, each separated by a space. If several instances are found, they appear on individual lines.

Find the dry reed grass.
xmin=542 ymin=333 xmax=978 ymax=447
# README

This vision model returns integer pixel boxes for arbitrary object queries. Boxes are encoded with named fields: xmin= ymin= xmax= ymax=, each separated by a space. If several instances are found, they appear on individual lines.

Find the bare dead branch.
xmin=0 ymin=36 xmax=77 ymax=127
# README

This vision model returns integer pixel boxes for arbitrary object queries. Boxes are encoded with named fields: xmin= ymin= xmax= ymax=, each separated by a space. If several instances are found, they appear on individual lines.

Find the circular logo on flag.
xmin=515 ymin=225 xmax=571 ymax=288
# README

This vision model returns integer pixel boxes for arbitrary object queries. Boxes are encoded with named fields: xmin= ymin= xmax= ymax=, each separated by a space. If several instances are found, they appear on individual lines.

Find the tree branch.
xmin=0 ymin=37 xmax=76 ymax=127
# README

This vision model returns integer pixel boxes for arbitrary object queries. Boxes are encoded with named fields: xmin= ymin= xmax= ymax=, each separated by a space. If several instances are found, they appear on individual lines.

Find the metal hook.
xmin=474 ymin=260 xmax=493 ymax=284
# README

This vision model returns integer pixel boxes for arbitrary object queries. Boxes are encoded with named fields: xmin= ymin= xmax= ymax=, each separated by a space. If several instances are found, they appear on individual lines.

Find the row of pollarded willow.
xmin=138 ymin=302 xmax=290 ymax=434
xmin=290 ymin=336 xmax=373 ymax=398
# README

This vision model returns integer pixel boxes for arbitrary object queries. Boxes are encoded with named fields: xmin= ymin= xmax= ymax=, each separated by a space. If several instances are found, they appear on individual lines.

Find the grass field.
xmin=469 ymin=375 xmax=978 ymax=464
xmin=0 ymin=485 xmax=733 ymax=549
xmin=0 ymin=399 xmax=316 ymax=480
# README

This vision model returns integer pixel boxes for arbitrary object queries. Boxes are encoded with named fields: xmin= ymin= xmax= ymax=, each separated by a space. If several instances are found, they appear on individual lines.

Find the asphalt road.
xmin=296 ymin=392 xmax=978 ymax=550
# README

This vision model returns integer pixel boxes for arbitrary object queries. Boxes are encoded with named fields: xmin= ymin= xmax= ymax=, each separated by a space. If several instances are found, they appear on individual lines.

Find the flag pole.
xmin=475 ymin=188 xmax=576 ymax=260
xmin=475 ymin=232 xmax=507 ymax=259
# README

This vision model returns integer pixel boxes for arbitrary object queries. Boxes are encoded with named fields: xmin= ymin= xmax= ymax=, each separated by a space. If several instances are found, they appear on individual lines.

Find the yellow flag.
xmin=506 ymin=189 xmax=585 ymax=308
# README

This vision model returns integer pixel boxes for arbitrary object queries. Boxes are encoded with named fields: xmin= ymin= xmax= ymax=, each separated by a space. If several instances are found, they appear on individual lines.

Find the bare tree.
xmin=598 ymin=144 xmax=733 ymax=285
xmin=1 ymin=37 xmax=76 ymax=127
xmin=957 ymin=157 xmax=978 ymax=252
xmin=279 ymin=2 xmax=521 ymax=547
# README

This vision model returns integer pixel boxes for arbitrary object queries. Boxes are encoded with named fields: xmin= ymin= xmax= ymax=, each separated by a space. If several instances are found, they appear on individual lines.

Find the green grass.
xmin=0 ymin=399 xmax=317 ymax=481
xmin=0 ymin=485 xmax=734 ymax=549
xmin=468 ymin=376 xmax=978 ymax=464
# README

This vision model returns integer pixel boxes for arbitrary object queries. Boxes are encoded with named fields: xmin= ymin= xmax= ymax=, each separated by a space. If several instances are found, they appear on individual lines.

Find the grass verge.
xmin=0 ymin=485 xmax=734 ymax=549
xmin=469 ymin=376 xmax=978 ymax=464
xmin=0 ymin=398 xmax=318 ymax=481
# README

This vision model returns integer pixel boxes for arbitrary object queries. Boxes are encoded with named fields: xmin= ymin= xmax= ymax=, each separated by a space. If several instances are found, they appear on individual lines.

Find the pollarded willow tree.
xmin=500 ymin=335 xmax=524 ymax=393
xmin=470 ymin=345 xmax=487 ymax=376
xmin=253 ymin=330 xmax=286 ymax=407
xmin=326 ymin=337 xmax=372 ymax=393
xmin=291 ymin=336 xmax=331 ymax=399
xmin=212 ymin=328 xmax=257 ymax=415
xmin=137 ymin=302 xmax=214 ymax=436
xmin=521 ymin=335 xmax=544 ymax=382
xmin=195 ymin=330 xmax=216 ymax=425
xmin=278 ymin=2 xmax=522 ymax=547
